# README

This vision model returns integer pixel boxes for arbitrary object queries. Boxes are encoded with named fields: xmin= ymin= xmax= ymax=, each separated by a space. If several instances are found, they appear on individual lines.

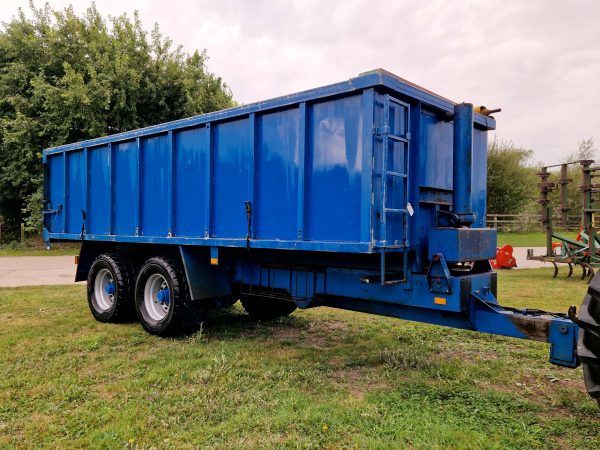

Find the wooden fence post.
xmin=20 ymin=222 xmax=25 ymax=242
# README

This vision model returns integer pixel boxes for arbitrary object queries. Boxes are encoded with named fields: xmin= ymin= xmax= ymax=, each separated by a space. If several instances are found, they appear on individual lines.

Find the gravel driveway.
xmin=511 ymin=247 xmax=548 ymax=269
xmin=0 ymin=256 xmax=77 ymax=287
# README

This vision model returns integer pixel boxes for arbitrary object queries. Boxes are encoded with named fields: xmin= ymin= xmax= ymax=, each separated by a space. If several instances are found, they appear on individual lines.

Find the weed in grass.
xmin=185 ymin=322 xmax=207 ymax=345
xmin=379 ymin=346 xmax=432 ymax=371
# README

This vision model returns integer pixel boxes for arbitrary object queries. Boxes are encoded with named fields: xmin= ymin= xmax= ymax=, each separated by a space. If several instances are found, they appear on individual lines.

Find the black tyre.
xmin=240 ymin=295 xmax=297 ymax=319
xmin=576 ymin=272 xmax=600 ymax=409
xmin=135 ymin=256 xmax=201 ymax=336
xmin=87 ymin=253 xmax=135 ymax=322
xmin=583 ymin=363 xmax=600 ymax=405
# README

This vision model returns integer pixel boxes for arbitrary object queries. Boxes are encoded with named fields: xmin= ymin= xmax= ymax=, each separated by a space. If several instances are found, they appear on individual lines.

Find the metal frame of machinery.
xmin=527 ymin=160 xmax=600 ymax=279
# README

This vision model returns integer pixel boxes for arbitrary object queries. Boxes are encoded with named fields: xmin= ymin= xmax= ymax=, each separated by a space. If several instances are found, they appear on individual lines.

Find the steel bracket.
xmin=427 ymin=253 xmax=451 ymax=294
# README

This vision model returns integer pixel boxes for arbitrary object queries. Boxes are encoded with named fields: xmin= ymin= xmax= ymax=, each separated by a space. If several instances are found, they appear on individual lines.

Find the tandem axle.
xmin=67 ymin=239 xmax=600 ymax=407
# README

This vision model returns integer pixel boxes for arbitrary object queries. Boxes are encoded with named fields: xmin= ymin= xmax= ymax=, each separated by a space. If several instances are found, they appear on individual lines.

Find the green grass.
xmin=0 ymin=239 xmax=80 ymax=257
xmin=0 ymin=269 xmax=598 ymax=448
xmin=497 ymin=232 xmax=578 ymax=248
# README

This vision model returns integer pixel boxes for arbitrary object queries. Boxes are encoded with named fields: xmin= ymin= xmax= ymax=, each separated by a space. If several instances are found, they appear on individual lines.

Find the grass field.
xmin=1 ymin=268 xmax=599 ymax=448
xmin=497 ymin=232 xmax=578 ymax=248
xmin=0 ymin=239 xmax=80 ymax=257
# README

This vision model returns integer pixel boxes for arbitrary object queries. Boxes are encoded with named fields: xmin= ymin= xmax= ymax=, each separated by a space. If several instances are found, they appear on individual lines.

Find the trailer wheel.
xmin=87 ymin=253 xmax=135 ymax=322
xmin=135 ymin=256 xmax=201 ymax=336
xmin=240 ymin=295 xmax=297 ymax=319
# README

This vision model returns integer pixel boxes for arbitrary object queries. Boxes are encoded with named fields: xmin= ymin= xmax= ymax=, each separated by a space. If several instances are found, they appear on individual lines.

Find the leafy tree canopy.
xmin=0 ymin=1 xmax=234 ymax=230
xmin=487 ymin=138 xmax=537 ymax=215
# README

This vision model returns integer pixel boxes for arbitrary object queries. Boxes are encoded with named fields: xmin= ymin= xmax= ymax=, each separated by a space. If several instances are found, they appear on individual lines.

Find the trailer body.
xmin=43 ymin=70 xmax=599 ymax=404
xmin=44 ymin=69 xmax=493 ymax=254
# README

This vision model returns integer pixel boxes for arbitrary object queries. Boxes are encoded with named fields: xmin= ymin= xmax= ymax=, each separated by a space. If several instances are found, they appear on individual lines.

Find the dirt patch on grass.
xmin=552 ymin=377 xmax=589 ymax=396
xmin=297 ymin=320 xmax=349 ymax=350
xmin=440 ymin=348 xmax=500 ymax=363
xmin=251 ymin=319 xmax=350 ymax=350
xmin=319 ymin=320 xmax=348 ymax=332
xmin=480 ymin=368 xmax=590 ymax=415
xmin=271 ymin=325 xmax=304 ymax=341
xmin=330 ymin=365 xmax=390 ymax=401
xmin=519 ymin=372 xmax=588 ymax=397
xmin=94 ymin=381 xmax=117 ymax=400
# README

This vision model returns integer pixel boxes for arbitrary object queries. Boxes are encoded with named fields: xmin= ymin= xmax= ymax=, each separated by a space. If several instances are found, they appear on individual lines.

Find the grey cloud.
xmin=1 ymin=0 xmax=598 ymax=162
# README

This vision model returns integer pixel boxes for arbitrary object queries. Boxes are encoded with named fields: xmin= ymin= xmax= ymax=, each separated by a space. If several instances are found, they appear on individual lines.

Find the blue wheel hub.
xmin=157 ymin=288 xmax=170 ymax=305
xmin=104 ymin=282 xmax=115 ymax=295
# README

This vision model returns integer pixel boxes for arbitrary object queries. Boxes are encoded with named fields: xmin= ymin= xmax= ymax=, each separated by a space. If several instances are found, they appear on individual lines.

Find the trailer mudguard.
xmin=179 ymin=246 xmax=231 ymax=301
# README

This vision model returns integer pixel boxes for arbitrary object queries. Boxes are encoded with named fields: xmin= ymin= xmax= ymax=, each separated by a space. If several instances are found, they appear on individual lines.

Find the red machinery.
xmin=491 ymin=244 xmax=517 ymax=269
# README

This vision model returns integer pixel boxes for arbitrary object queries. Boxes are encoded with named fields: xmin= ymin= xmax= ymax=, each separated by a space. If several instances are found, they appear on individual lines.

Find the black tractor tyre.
xmin=87 ymin=253 xmax=135 ymax=323
xmin=240 ymin=295 xmax=297 ymax=320
xmin=583 ymin=363 xmax=600 ymax=406
xmin=134 ymin=256 xmax=203 ymax=336
xmin=576 ymin=272 xmax=600 ymax=409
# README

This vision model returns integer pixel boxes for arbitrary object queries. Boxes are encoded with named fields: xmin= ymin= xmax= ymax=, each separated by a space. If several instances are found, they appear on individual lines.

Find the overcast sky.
xmin=1 ymin=0 xmax=598 ymax=163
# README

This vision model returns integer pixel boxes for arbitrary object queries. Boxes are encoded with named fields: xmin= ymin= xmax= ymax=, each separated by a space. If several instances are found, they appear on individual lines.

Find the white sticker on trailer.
xmin=407 ymin=202 xmax=414 ymax=216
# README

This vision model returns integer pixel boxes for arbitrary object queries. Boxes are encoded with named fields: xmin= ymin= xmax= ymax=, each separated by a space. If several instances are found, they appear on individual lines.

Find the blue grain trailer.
xmin=43 ymin=69 xmax=599 ymax=406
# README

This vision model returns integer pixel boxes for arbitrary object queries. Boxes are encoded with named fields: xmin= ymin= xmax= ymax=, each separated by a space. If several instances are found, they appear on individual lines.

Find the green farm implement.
xmin=528 ymin=160 xmax=600 ymax=280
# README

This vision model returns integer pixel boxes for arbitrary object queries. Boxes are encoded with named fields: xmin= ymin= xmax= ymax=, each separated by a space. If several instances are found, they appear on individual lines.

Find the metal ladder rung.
xmin=384 ymin=208 xmax=407 ymax=214
xmin=387 ymin=135 xmax=409 ymax=143
xmin=386 ymin=171 xmax=407 ymax=178
xmin=379 ymin=94 xmax=411 ymax=287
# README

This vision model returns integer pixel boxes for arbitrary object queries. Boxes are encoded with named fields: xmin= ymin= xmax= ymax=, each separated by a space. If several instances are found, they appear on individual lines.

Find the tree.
xmin=0 ymin=2 xmax=234 ymax=231
xmin=487 ymin=138 xmax=537 ymax=214
xmin=563 ymin=137 xmax=596 ymax=163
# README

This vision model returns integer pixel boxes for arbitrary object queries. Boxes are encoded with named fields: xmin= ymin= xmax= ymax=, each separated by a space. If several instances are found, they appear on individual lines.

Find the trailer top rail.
xmin=43 ymin=68 xmax=495 ymax=158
